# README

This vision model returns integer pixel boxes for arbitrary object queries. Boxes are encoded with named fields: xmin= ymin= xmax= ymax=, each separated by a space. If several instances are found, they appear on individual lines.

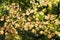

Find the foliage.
xmin=0 ymin=0 xmax=60 ymax=40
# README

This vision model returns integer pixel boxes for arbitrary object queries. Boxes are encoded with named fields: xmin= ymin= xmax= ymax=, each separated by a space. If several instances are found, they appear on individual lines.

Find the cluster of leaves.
xmin=0 ymin=0 xmax=60 ymax=40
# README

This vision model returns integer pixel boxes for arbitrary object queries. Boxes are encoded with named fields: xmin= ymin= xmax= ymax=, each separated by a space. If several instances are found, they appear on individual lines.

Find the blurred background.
xmin=0 ymin=0 xmax=60 ymax=40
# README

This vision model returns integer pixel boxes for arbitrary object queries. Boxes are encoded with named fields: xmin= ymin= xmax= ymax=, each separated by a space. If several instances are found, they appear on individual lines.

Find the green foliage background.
xmin=0 ymin=0 xmax=60 ymax=40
